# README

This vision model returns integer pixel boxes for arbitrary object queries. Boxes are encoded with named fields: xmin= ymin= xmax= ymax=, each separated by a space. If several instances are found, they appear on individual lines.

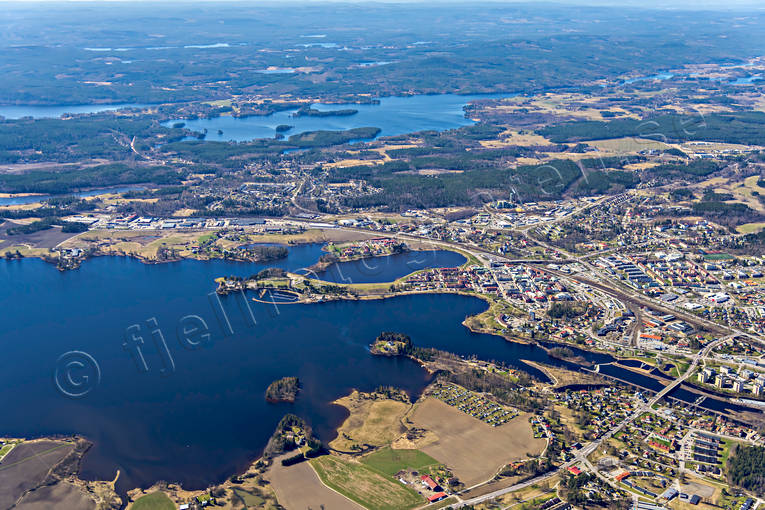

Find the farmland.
xmin=329 ymin=390 xmax=411 ymax=452
xmin=407 ymin=398 xmax=546 ymax=487
xmin=267 ymin=453 xmax=363 ymax=510
xmin=361 ymin=447 xmax=440 ymax=477
xmin=310 ymin=455 xmax=423 ymax=510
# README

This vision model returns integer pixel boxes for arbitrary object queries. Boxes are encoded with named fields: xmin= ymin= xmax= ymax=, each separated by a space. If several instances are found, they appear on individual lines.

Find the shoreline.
xmin=8 ymin=238 xmax=743 ymax=507
xmin=2 ymin=227 xmax=452 ymax=271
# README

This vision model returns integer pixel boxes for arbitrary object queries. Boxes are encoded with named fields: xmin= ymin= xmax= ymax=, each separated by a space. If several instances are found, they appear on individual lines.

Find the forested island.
xmin=370 ymin=331 xmax=413 ymax=356
xmin=293 ymin=106 xmax=358 ymax=117
xmin=265 ymin=377 xmax=300 ymax=403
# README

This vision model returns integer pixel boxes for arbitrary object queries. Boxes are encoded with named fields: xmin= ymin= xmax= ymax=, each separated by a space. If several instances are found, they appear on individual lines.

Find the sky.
xmin=1 ymin=0 xmax=763 ymax=8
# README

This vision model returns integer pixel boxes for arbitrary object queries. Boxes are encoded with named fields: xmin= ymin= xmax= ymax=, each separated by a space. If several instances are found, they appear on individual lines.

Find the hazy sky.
xmin=1 ymin=0 xmax=763 ymax=4
xmin=1 ymin=0 xmax=764 ymax=10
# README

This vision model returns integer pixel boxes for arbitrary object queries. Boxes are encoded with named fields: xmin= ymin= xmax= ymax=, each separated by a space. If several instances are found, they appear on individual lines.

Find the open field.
xmin=584 ymin=137 xmax=670 ymax=153
xmin=0 ymin=440 xmax=75 ymax=510
xmin=407 ymin=398 xmax=546 ymax=487
xmin=128 ymin=491 xmax=176 ymax=510
xmin=330 ymin=390 xmax=411 ymax=451
xmin=736 ymin=222 xmax=765 ymax=234
xmin=361 ymin=447 xmax=440 ymax=477
xmin=479 ymin=130 xmax=553 ymax=149
xmin=523 ymin=360 xmax=606 ymax=389
xmin=267 ymin=453 xmax=363 ymax=510
xmin=0 ymin=221 xmax=81 ymax=250
xmin=695 ymin=174 xmax=765 ymax=216
xmin=310 ymin=455 xmax=423 ymax=510
xmin=62 ymin=227 xmax=374 ymax=262
xmin=14 ymin=482 xmax=96 ymax=510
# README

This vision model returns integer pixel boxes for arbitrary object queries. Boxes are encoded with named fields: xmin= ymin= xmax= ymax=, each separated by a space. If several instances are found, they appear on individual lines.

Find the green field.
xmin=232 ymin=488 xmax=265 ymax=507
xmin=361 ymin=447 xmax=440 ymax=477
xmin=311 ymin=455 xmax=423 ymax=510
xmin=702 ymin=253 xmax=734 ymax=261
xmin=0 ymin=444 xmax=14 ymax=459
xmin=129 ymin=492 xmax=176 ymax=510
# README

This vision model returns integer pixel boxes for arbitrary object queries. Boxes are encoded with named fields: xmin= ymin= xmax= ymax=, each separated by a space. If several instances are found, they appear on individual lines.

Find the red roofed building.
xmin=428 ymin=492 xmax=448 ymax=503
xmin=615 ymin=471 xmax=631 ymax=482
xmin=421 ymin=475 xmax=441 ymax=491
xmin=568 ymin=466 xmax=582 ymax=475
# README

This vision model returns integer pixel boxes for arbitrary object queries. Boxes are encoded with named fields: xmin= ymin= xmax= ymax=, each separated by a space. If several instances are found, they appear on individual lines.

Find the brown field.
xmin=478 ymin=130 xmax=553 ymax=149
xmin=14 ymin=482 xmax=96 ymax=510
xmin=267 ymin=454 xmax=364 ymax=510
xmin=59 ymin=227 xmax=374 ymax=262
xmin=330 ymin=391 xmax=410 ymax=451
xmin=325 ymin=159 xmax=382 ymax=169
xmin=584 ymin=137 xmax=670 ymax=153
xmin=692 ymin=174 xmax=765 ymax=217
xmin=523 ymin=359 xmax=606 ymax=389
xmin=246 ymin=228 xmax=374 ymax=246
xmin=0 ymin=222 xmax=82 ymax=251
xmin=407 ymin=398 xmax=546 ymax=487
xmin=0 ymin=440 xmax=75 ymax=509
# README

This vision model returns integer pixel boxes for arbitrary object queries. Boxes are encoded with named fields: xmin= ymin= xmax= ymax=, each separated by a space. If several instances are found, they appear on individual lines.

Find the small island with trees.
xmin=370 ymin=331 xmax=414 ymax=356
xmin=292 ymin=105 xmax=358 ymax=117
xmin=265 ymin=376 xmax=300 ymax=403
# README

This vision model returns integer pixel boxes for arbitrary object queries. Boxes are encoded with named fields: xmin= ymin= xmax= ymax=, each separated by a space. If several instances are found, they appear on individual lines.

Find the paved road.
xmin=281 ymin=219 xmax=754 ymax=505
xmin=454 ymin=336 xmax=728 ymax=507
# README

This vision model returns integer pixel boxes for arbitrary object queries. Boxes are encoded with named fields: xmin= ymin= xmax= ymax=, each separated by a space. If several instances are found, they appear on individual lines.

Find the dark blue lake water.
xmin=163 ymin=94 xmax=508 ymax=142
xmin=0 ymin=247 xmax=751 ymax=494
xmin=0 ymin=248 xmax=549 ymax=493
xmin=315 ymin=249 xmax=466 ymax=284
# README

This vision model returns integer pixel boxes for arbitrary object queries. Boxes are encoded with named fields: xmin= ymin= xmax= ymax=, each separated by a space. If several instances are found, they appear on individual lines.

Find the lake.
xmin=0 ymin=185 xmax=145 ymax=206
xmin=0 ymin=246 xmax=751 ymax=494
xmin=315 ymin=249 xmax=467 ymax=284
xmin=0 ymin=246 xmax=597 ymax=494
xmin=0 ymin=104 xmax=148 ymax=120
xmin=163 ymin=93 xmax=509 ymax=142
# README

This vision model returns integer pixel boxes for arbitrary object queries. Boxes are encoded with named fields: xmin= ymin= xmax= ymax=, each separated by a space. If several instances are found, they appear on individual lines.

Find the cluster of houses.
xmin=420 ymin=475 xmax=448 ymax=503
xmin=430 ymin=383 xmax=517 ymax=427
xmin=327 ymin=238 xmax=406 ymax=260
xmin=551 ymin=387 xmax=637 ymax=438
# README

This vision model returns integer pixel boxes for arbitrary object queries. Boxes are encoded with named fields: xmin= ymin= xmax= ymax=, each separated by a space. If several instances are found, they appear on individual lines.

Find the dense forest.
xmin=3 ymin=4 xmax=765 ymax=104
xmin=538 ymin=112 xmax=765 ymax=145
xmin=337 ymin=158 xmax=638 ymax=211
xmin=160 ymin=127 xmax=381 ymax=169
xmin=0 ymin=164 xmax=184 ymax=194
xmin=0 ymin=115 xmax=187 ymax=163
xmin=727 ymin=445 xmax=765 ymax=496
